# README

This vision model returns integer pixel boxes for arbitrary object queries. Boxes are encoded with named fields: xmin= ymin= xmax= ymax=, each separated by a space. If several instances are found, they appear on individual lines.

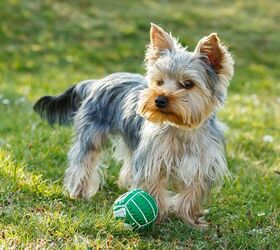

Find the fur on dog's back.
xmin=33 ymin=73 xmax=146 ymax=127
xmin=33 ymin=73 xmax=146 ymax=145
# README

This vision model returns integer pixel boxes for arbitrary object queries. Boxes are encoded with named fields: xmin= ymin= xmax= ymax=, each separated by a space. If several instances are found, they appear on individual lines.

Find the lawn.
xmin=0 ymin=0 xmax=279 ymax=249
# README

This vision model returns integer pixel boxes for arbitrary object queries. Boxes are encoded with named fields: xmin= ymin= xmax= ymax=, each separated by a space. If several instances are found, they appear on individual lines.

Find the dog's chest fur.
xmin=132 ymin=119 xmax=228 ymax=186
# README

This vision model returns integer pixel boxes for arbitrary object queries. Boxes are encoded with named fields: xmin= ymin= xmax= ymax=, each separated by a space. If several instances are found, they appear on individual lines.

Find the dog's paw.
xmin=65 ymin=180 xmax=98 ymax=200
xmin=155 ymin=210 xmax=168 ymax=224
xmin=193 ymin=216 xmax=209 ymax=229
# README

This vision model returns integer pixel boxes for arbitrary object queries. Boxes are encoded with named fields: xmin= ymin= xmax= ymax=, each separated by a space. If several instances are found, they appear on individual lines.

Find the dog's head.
xmin=138 ymin=24 xmax=234 ymax=128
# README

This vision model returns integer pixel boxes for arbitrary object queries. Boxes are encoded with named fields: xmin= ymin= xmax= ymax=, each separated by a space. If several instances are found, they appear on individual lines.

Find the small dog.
xmin=34 ymin=24 xmax=234 ymax=228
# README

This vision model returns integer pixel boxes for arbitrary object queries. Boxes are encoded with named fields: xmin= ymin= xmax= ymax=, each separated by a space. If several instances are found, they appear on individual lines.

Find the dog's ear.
xmin=146 ymin=23 xmax=176 ymax=64
xmin=195 ymin=33 xmax=234 ymax=79
xmin=150 ymin=23 xmax=174 ymax=52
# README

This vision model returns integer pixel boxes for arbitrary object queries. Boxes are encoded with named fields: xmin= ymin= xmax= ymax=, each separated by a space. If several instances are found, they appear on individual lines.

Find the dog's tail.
xmin=33 ymin=81 xmax=91 ymax=125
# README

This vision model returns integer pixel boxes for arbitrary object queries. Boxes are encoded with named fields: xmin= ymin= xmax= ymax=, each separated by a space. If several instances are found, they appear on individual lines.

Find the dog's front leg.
xmin=173 ymin=182 xmax=210 ymax=228
xmin=133 ymin=176 xmax=169 ymax=223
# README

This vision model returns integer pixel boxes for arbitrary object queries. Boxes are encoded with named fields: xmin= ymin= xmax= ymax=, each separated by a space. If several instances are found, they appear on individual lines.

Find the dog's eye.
xmin=156 ymin=80 xmax=164 ymax=86
xmin=181 ymin=80 xmax=195 ymax=90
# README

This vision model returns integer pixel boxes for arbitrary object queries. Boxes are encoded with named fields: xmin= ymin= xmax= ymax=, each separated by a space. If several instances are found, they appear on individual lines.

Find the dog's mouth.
xmin=141 ymin=108 xmax=185 ymax=126
xmin=159 ymin=109 xmax=172 ymax=115
xmin=141 ymin=106 xmax=204 ymax=129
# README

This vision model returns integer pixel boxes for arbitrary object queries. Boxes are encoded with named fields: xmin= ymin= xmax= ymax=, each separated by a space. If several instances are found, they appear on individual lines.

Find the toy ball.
xmin=113 ymin=189 xmax=158 ymax=230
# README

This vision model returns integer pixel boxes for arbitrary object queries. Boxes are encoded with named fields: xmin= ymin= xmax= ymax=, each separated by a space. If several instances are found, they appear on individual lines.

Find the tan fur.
xmin=146 ymin=23 xmax=181 ymax=65
xmin=118 ymin=159 xmax=132 ymax=189
xmin=64 ymin=131 xmax=106 ymax=199
xmin=65 ymin=150 xmax=101 ymax=199
xmin=173 ymin=181 xmax=210 ymax=228
xmin=135 ymin=176 xmax=170 ymax=222
xmin=198 ymin=34 xmax=222 ymax=71
xmin=150 ymin=24 xmax=173 ymax=52
xmin=113 ymin=137 xmax=133 ymax=189
xmin=195 ymin=33 xmax=234 ymax=77
xmin=137 ymin=86 xmax=214 ymax=128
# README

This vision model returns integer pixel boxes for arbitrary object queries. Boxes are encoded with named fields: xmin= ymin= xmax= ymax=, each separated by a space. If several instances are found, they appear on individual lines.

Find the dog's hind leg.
xmin=64 ymin=113 xmax=109 ymax=199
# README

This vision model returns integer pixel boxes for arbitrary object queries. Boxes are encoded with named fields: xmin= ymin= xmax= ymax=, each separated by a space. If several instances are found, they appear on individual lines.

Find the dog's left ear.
xmin=195 ymin=33 xmax=234 ymax=79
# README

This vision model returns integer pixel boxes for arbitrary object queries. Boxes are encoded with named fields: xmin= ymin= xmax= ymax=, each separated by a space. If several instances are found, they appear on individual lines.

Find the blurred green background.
xmin=0 ymin=0 xmax=279 ymax=249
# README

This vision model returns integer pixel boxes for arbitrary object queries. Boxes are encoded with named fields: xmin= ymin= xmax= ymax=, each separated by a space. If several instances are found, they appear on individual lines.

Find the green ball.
xmin=113 ymin=189 xmax=158 ymax=230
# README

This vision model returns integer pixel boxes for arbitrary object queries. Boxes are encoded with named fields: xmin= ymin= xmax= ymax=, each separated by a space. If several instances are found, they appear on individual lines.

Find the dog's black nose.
xmin=155 ymin=96 xmax=168 ymax=108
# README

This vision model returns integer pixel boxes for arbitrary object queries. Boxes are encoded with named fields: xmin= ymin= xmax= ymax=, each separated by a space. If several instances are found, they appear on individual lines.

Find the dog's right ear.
xmin=150 ymin=23 xmax=174 ymax=52
xmin=145 ymin=23 xmax=176 ymax=64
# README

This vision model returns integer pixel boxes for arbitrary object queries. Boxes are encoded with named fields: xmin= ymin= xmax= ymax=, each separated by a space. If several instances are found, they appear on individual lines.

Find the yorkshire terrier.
xmin=34 ymin=24 xmax=234 ymax=228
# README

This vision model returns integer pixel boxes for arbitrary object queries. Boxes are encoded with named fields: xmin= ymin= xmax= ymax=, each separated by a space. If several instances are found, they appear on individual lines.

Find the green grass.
xmin=0 ymin=0 xmax=279 ymax=248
